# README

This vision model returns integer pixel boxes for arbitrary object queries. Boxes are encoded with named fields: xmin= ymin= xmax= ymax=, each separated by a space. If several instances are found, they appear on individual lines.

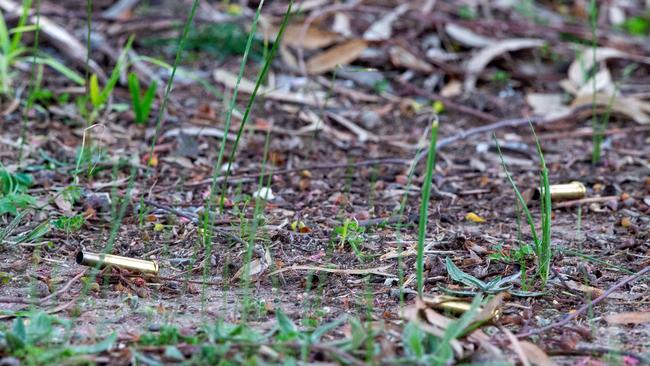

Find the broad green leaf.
xmin=275 ymin=308 xmax=299 ymax=340
xmin=99 ymin=36 xmax=134 ymax=106
xmin=128 ymin=72 xmax=143 ymax=122
xmin=141 ymin=80 xmax=158 ymax=124
xmin=32 ymin=57 xmax=85 ymax=85
xmin=69 ymin=333 xmax=117 ymax=354
xmin=89 ymin=74 xmax=101 ymax=107
xmin=445 ymin=257 xmax=487 ymax=290
xmin=310 ymin=315 xmax=347 ymax=343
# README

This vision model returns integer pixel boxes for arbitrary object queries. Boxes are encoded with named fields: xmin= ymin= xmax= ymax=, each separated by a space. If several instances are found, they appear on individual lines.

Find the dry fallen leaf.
xmin=261 ymin=22 xmax=340 ymax=50
xmin=518 ymin=341 xmax=556 ymax=366
xmin=440 ymin=80 xmax=463 ymax=98
xmin=445 ymin=23 xmax=495 ymax=48
xmin=525 ymin=93 xmax=572 ymax=120
xmin=465 ymin=212 xmax=486 ymax=223
xmin=575 ymin=67 xmax=614 ymax=97
xmin=363 ymin=3 xmax=409 ymax=41
xmin=388 ymin=46 xmax=434 ymax=73
xmin=604 ymin=312 xmax=650 ymax=325
xmin=571 ymin=93 xmax=650 ymax=124
xmin=306 ymin=39 xmax=368 ymax=74
xmin=214 ymin=69 xmax=330 ymax=107
xmin=465 ymin=38 xmax=544 ymax=92
xmin=567 ymin=47 xmax=650 ymax=89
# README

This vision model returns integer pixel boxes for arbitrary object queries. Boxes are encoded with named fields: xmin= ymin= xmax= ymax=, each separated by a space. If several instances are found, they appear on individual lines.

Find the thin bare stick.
xmin=554 ymin=195 xmax=618 ymax=209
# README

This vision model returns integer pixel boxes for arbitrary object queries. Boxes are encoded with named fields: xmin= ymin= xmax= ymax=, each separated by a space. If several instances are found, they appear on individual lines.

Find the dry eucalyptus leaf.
xmin=605 ymin=312 xmax=650 ymax=325
xmin=568 ymin=47 xmax=628 ymax=88
xmin=214 ymin=69 xmax=329 ymax=106
xmin=440 ymin=80 xmax=463 ymax=98
xmin=571 ymin=93 xmax=650 ymax=124
xmin=575 ymin=67 xmax=614 ymax=97
xmin=518 ymin=341 xmax=556 ymax=366
xmin=465 ymin=38 xmax=544 ymax=92
xmin=332 ymin=12 xmax=352 ymax=37
xmin=306 ymin=39 xmax=368 ymax=74
xmin=363 ymin=3 xmax=409 ymax=41
xmin=445 ymin=23 xmax=495 ymax=48
xmin=262 ymin=22 xmax=340 ymax=50
xmin=525 ymin=93 xmax=572 ymax=119
xmin=388 ymin=46 xmax=434 ymax=73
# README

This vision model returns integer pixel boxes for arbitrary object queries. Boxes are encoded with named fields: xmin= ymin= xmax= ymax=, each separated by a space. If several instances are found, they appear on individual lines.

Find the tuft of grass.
xmin=127 ymin=72 xmax=157 ymax=125
xmin=416 ymin=117 xmax=439 ymax=296
xmin=494 ymin=123 xmax=552 ymax=285
xmin=0 ymin=0 xmax=83 ymax=97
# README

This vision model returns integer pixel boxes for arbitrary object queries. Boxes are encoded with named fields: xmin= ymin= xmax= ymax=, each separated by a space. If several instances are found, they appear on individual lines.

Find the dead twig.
xmin=269 ymin=264 xmax=394 ymax=277
xmin=516 ymin=264 xmax=650 ymax=339
xmin=553 ymin=195 xmax=618 ymax=209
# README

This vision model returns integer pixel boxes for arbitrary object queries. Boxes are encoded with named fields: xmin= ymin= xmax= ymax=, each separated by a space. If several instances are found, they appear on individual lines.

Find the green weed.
xmin=0 ymin=167 xmax=36 ymax=215
xmin=416 ymin=118 xmax=439 ymax=296
xmin=494 ymin=124 xmax=552 ymax=285
xmin=0 ymin=312 xmax=116 ymax=365
xmin=0 ymin=0 xmax=83 ymax=96
xmin=333 ymin=219 xmax=366 ymax=260
xmin=127 ymin=72 xmax=157 ymax=124
xmin=79 ymin=36 xmax=134 ymax=124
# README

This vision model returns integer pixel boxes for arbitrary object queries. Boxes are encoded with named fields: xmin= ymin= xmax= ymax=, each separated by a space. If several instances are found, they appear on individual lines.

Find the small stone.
xmin=360 ymin=110 xmax=381 ymax=130
xmin=0 ymin=357 xmax=21 ymax=366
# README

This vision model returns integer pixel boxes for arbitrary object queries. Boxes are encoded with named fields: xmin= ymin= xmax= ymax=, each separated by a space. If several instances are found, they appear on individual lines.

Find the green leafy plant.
xmin=494 ymin=124 xmax=552 ymax=285
xmin=0 ymin=312 xmax=116 ymax=365
xmin=0 ymin=0 xmax=83 ymax=96
xmin=127 ymin=72 xmax=157 ymax=124
xmin=402 ymin=295 xmax=484 ymax=365
xmin=0 ymin=167 xmax=36 ymax=215
xmin=620 ymin=15 xmax=650 ymax=36
xmin=333 ymin=218 xmax=366 ymax=260
xmin=443 ymin=257 xmax=542 ymax=297
xmin=416 ymin=118 xmax=439 ymax=296
xmin=489 ymin=243 xmax=534 ymax=264
xmin=53 ymin=214 xmax=85 ymax=232
xmin=78 ymin=36 xmax=134 ymax=123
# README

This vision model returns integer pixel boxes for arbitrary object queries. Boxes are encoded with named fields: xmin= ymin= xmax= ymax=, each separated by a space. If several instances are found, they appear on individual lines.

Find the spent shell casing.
xmin=76 ymin=251 xmax=159 ymax=275
xmin=533 ymin=181 xmax=586 ymax=202
xmin=424 ymin=295 xmax=502 ymax=321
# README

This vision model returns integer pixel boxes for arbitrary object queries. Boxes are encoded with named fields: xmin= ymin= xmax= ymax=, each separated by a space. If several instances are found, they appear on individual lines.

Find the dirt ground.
xmin=1 ymin=0 xmax=649 ymax=365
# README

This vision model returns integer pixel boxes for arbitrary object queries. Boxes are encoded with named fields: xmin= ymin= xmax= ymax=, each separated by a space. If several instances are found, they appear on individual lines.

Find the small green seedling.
xmin=53 ymin=214 xmax=86 ymax=232
xmin=494 ymin=123 xmax=552 ymax=286
xmin=443 ymin=257 xmax=543 ymax=297
xmin=0 ymin=0 xmax=84 ymax=96
xmin=334 ymin=218 xmax=366 ymax=260
xmin=0 ymin=167 xmax=36 ymax=215
xmin=128 ymin=72 xmax=157 ymax=124
xmin=80 ymin=36 xmax=134 ymax=123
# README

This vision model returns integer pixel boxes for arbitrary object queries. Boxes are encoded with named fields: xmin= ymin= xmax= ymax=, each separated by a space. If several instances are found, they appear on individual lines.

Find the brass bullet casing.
xmin=76 ymin=251 xmax=159 ymax=275
xmin=422 ymin=295 xmax=502 ymax=322
xmin=531 ymin=181 xmax=586 ymax=202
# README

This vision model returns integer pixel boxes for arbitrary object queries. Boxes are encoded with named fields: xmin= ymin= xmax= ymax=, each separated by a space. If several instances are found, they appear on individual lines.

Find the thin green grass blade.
xmin=416 ymin=118 xmax=439 ymax=296
xmin=141 ymin=80 xmax=157 ymax=122
xmin=493 ymin=135 xmax=540 ymax=252
xmin=30 ymin=57 xmax=84 ymax=85
xmin=10 ymin=0 xmax=32 ymax=52
xmin=99 ymin=36 xmax=134 ymax=105
xmin=217 ymin=0 xmax=294 ymax=209
xmin=531 ymin=123 xmax=552 ymax=283
xmin=128 ymin=73 xmax=143 ymax=122
xmin=147 ymin=0 xmax=200 ymax=155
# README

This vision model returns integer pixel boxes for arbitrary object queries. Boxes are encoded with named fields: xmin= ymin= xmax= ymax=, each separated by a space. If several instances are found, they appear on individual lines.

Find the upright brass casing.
xmin=76 ymin=251 xmax=159 ymax=275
